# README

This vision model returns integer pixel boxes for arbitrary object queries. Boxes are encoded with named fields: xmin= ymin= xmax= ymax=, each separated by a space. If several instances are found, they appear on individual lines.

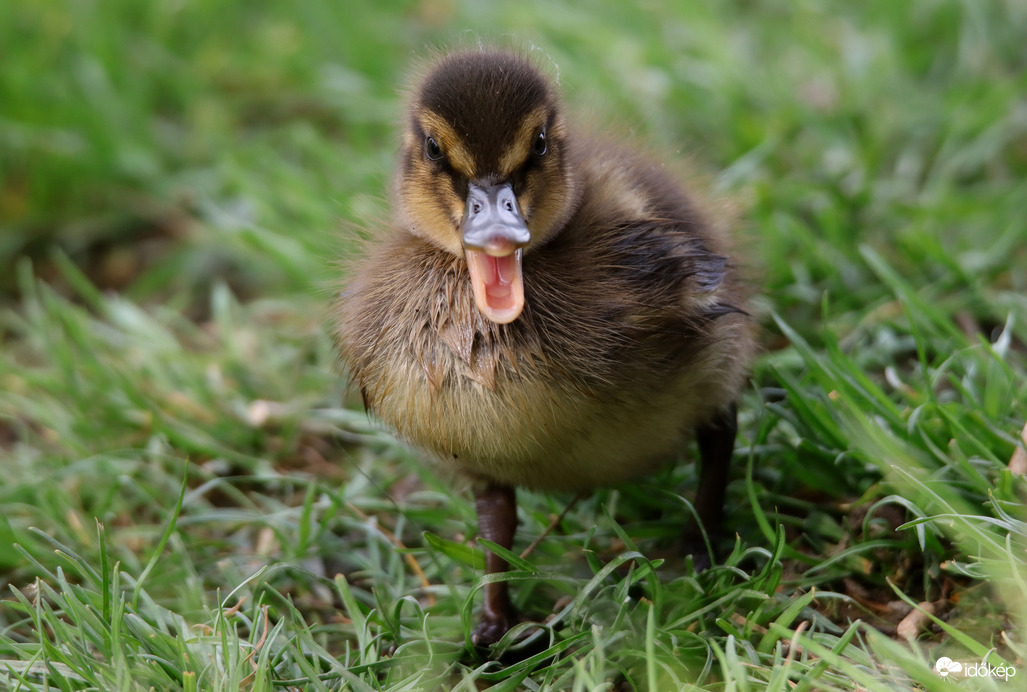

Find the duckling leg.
xmin=472 ymin=482 xmax=518 ymax=645
xmin=687 ymin=403 xmax=738 ymax=568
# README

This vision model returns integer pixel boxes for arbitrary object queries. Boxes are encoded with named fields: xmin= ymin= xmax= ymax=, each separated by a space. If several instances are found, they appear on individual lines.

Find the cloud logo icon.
xmin=935 ymin=657 xmax=963 ymax=676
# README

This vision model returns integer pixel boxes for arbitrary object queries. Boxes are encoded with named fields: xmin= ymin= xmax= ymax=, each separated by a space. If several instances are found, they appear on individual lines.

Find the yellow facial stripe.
xmin=418 ymin=112 xmax=476 ymax=178
xmin=498 ymin=107 xmax=548 ymax=177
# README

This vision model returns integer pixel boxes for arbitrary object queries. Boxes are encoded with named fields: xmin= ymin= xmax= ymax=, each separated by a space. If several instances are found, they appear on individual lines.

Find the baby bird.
xmin=334 ymin=48 xmax=755 ymax=646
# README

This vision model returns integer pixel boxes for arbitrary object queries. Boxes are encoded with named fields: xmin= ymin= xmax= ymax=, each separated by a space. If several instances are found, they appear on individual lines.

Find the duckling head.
xmin=397 ymin=50 xmax=578 ymax=324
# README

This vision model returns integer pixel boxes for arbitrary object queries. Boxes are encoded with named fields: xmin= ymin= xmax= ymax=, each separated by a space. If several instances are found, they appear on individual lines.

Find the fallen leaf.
xmin=896 ymin=601 xmax=935 ymax=640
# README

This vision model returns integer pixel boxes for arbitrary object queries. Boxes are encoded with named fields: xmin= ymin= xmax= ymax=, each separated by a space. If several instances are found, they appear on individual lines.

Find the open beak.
xmin=461 ymin=182 xmax=530 ymax=324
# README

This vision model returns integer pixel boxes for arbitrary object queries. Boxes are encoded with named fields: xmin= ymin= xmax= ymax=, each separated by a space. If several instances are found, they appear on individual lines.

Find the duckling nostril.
xmin=462 ymin=181 xmax=530 ymax=251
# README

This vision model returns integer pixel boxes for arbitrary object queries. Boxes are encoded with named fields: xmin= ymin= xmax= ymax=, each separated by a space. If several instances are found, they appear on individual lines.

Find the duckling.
xmin=334 ymin=48 xmax=755 ymax=646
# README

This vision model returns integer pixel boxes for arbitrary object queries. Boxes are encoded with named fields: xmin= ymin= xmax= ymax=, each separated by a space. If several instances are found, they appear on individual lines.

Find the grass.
xmin=1 ymin=0 xmax=1026 ymax=689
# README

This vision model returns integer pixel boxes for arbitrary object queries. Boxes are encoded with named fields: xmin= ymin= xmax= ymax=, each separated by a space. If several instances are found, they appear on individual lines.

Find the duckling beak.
xmin=462 ymin=182 xmax=530 ymax=324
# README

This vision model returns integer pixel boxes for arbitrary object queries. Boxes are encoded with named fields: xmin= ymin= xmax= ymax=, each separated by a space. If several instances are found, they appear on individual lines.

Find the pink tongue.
xmin=481 ymin=255 xmax=515 ymax=304
xmin=465 ymin=249 xmax=525 ymax=324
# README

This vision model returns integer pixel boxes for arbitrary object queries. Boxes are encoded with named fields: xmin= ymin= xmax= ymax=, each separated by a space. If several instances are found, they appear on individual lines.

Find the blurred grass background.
xmin=1 ymin=0 xmax=1026 ymax=689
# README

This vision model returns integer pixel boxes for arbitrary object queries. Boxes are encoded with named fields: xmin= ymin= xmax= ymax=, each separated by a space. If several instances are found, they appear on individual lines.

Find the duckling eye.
xmin=424 ymin=136 xmax=443 ymax=161
xmin=532 ymin=130 xmax=547 ymax=156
